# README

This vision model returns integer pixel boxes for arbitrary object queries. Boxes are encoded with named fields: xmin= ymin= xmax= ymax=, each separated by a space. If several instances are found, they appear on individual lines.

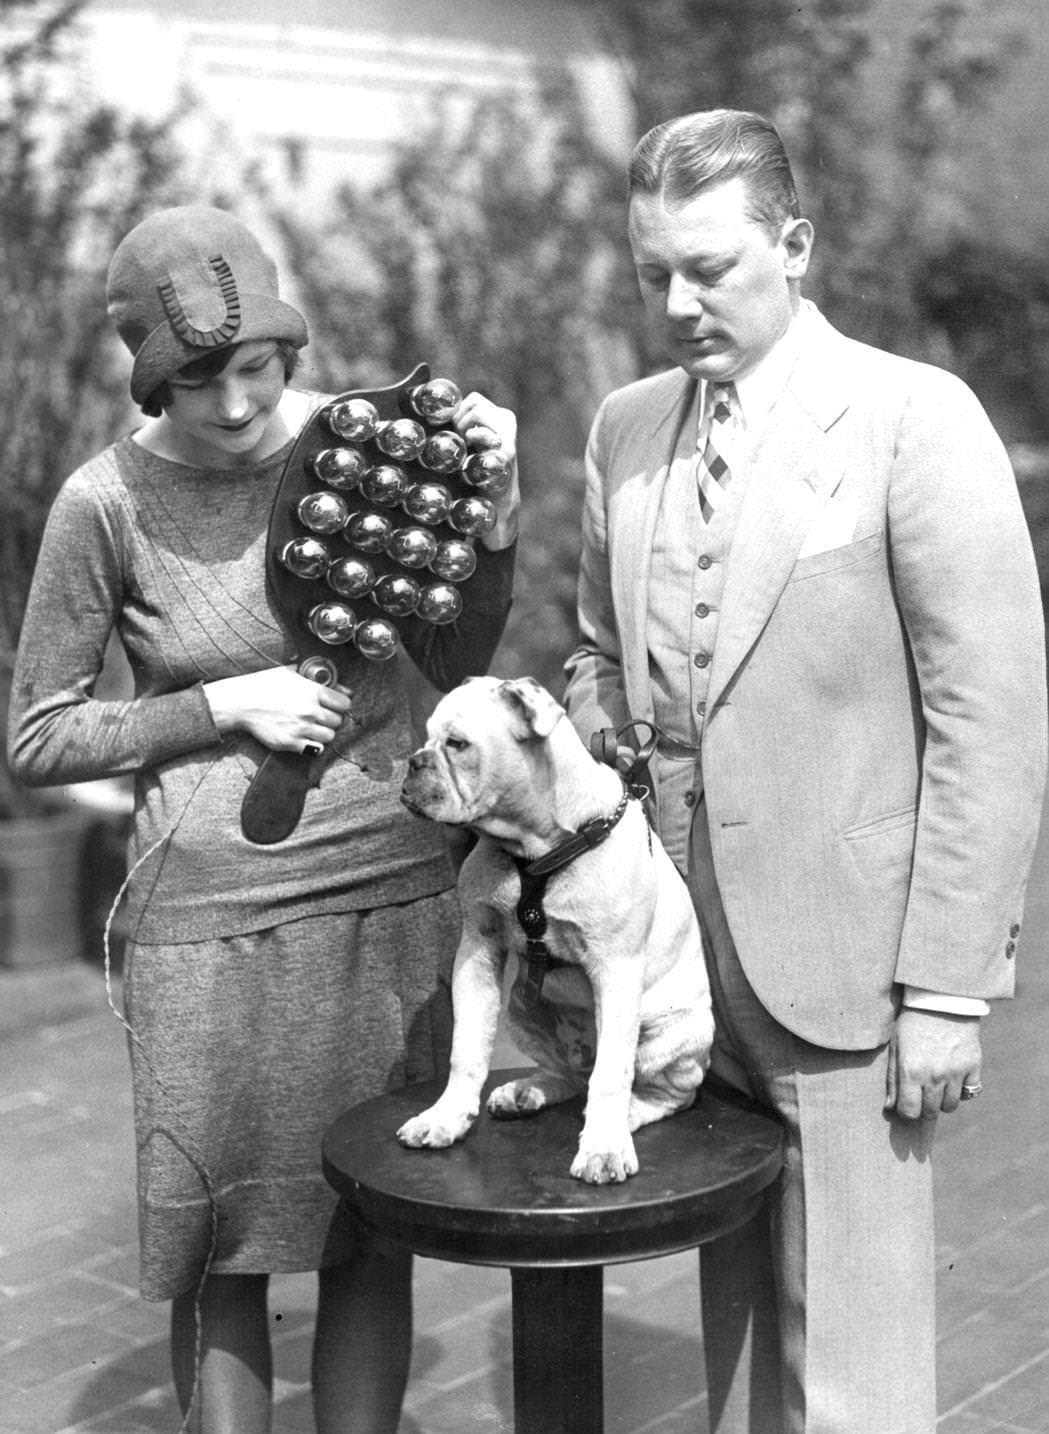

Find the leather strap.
xmin=240 ymin=748 xmax=326 ymax=846
xmin=589 ymin=720 xmax=659 ymax=795
xmin=515 ymin=863 xmax=559 ymax=1007
xmin=525 ymin=788 xmax=630 ymax=877
xmin=512 ymin=785 xmax=632 ymax=1006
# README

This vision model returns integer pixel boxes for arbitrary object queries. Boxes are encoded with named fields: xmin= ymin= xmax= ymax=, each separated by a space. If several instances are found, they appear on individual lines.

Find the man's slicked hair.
xmin=627 ymin=109 xmax=801 ymax=236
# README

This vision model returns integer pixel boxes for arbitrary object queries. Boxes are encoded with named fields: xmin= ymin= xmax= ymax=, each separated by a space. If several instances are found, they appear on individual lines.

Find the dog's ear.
xmin=497 ymin=677 xmax=565 ymax=740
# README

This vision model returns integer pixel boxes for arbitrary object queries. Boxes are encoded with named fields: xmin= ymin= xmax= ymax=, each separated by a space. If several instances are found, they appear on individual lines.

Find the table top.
xmin=322 ymin=1071 xmax=783 ymax=1269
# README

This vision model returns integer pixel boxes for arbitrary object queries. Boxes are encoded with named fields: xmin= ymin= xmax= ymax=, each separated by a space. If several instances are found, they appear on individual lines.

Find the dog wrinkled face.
xmin=401 ymin=702 xmax=487 ymax=825
xmin=400 ymin=675 xmax=564 ymax=828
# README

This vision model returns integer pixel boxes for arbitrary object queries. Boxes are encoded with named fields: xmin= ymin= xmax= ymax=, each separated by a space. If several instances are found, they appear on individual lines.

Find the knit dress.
xmin=8 ymin=420 xmax=515 ymax=1300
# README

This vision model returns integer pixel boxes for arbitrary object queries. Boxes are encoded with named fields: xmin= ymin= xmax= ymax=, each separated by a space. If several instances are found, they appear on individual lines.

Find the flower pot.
xmin=0 ymin=810 xmax=90 ymax=968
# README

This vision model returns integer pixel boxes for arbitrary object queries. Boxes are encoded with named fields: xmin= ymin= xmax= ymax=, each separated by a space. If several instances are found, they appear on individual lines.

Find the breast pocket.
xmin=789 ymin=530 xmax=884 ymax=584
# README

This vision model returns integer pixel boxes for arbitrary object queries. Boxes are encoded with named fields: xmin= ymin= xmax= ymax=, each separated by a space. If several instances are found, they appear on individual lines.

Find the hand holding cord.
xmin=589 ymin=719 xmax=663 ymax=799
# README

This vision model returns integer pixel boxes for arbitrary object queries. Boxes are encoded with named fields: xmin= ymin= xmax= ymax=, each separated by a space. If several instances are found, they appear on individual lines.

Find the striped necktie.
xmin=695 ymin=381 xmax=737 ymax=522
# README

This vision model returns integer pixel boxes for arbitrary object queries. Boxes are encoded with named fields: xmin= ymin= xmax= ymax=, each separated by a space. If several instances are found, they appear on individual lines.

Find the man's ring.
xmin=302 ymin=742 xmax=323 ymax=758
xmin=960 ymin=1082 xmax=984 ymax=1100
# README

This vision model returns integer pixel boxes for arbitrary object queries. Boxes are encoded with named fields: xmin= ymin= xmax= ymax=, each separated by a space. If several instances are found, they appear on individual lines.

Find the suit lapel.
xmin=612 ymin=373 xmax=697 ymax=718
xmin=707 ymin=313 xmax=852 ymax=714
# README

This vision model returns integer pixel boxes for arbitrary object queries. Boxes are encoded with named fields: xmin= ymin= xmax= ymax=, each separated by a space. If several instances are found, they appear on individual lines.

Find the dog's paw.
xmin=396 ymin=1106 xmax=474 ymax=1149
xmin=486 ymin=1077 xmax=553 ymax=1119
xmin=570 ymin=1137 xmax=639 ymax=1185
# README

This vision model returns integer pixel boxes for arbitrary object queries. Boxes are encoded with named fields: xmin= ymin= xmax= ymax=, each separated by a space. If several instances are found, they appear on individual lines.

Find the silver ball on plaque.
xmin=360 ymin=464 xmax=409 ymax=507
xmin=326 ymin=397 xmax=381 ymax=442
xmin=402 ymin=481 xmax=453 ymax=526
xmin=313 ymin=446 xmax=369 ymax=490
xmin=385 ymin=525 xmax=440 ymax=569
xmin=326 ymin=555 xmax=376 ymax=599
xmin=354 ymin=615 xmax=400 ymax=661
xmin=346 ymin=510 xmax=396 ymax=553
xmin=430 ymin=538 xmax=477 ymax=583
xmin=449 ymin=494 xmax=497 ymax=537
xmin=420 ymin=430 xmax=467 ymax=474
xmin=307 ymin=601 xmax=357 ymax=645
xmin=279 ymin=536 xmax=331 ymax=580
xmin=462 ymin=449 xmax=513 ymax=495
xmin=417 ymin=582 xmax=464 ymax=624
xmin=408 ymin=377 xmax=462 ymax=425
xmin=298 ymin=491 xmax=351 ymax=534
xmin=376 ymin=418 xmax=427 ymax=461
xmin=373 ymin=573 xmax=422 ymax=617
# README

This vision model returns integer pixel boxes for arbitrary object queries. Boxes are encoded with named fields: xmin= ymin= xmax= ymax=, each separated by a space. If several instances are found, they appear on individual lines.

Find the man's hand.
xmin=885 ymin=1008 xmax=983 ymax=1120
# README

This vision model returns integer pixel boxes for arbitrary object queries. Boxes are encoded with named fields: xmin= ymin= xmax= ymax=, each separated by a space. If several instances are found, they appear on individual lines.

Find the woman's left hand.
xmin=452 ymin=391 xmax=520 ymax=550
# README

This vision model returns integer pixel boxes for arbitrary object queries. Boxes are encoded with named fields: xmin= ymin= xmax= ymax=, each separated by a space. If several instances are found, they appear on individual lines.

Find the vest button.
xmin=693 ymin=652 xmax=710 ymax=668
xmin=697 ymin=554 xmax=712 ymax=570
xmin=695 ymin=602 xmax=710 ymax=618
xmin=683 ymin=791 xmax=696 ymax=807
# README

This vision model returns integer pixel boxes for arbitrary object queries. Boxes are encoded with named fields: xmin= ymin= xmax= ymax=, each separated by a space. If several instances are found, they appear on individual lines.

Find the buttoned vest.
xmin=648 ymin=393 xmax=748 ymax=872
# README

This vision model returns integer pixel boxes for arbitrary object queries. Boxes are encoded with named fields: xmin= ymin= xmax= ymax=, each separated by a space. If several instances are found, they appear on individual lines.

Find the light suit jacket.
xmin=564 ymin=305 xmax=1048 ymax=1049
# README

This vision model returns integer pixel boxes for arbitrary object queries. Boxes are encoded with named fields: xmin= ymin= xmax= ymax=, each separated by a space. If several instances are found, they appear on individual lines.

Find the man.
xmin=563 ymin=108 xmax=1047 ymax=1434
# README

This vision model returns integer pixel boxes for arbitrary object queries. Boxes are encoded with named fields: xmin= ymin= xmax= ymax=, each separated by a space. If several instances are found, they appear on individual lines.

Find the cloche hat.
xmin=106 ymin=205 xmax=309 ymax=405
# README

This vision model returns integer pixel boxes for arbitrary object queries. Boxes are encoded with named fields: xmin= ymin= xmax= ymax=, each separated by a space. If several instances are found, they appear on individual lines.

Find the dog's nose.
xmin=407 ymin=749 xmax=431 ymax=773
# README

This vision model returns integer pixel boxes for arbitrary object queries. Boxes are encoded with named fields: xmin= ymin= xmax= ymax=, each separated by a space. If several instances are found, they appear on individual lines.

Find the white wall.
xmin=79 ymin=0 xmax=634 ymax=198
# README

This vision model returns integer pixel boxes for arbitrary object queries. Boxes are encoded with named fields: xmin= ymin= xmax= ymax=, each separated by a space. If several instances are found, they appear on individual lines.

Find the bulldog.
xmin=397 ymin=675 xmax=714 ymax=1184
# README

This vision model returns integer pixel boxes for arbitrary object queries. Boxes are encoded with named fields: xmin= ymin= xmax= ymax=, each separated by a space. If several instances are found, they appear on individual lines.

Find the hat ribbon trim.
xmin=157 ymin=256 xmax=242 ymax=348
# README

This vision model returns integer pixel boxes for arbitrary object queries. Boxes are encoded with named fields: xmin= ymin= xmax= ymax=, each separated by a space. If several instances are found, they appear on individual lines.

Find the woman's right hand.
xmin=203 ymin=665 xmax=352 ymax=754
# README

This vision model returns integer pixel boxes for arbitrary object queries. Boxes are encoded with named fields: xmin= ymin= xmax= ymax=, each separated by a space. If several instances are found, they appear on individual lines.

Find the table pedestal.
xmin=512 ymin=1266 xmax=603 ymax=1434
xmin=322 ymin=1071 xmax=783 ymax=1434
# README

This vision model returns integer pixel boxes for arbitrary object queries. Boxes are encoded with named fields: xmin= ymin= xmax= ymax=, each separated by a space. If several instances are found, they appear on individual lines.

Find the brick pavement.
xmin=3 ymin=809 xmax=1049 ymax=1434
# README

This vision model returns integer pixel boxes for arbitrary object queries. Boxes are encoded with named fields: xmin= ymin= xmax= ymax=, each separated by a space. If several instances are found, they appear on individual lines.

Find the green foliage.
xmin=585 ymin=0 xmax=873 ymax=136
xmin=0 ymin=0 xmax=192 ymax=812
xmin=915 ymin=236 xmax=1049 ymax=438
xmin=0 ymin=2 xmax=187 ymax=666
xmin=276 ymin=80 xmax=636 ymax=437
xmin=822 ymin=1 xmax=1022 ymax=358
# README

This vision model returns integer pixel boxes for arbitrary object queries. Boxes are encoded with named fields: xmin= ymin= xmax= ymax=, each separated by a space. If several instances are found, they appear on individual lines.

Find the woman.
xmin=7 ymin=206 xmax=519 ymax=1434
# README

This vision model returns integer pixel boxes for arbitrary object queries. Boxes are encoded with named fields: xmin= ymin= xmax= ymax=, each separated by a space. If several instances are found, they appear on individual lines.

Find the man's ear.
xmin=781 ymin=216 xmax=813 ymax=280
xmin=498 ymin=677 xmax=565 ymax=740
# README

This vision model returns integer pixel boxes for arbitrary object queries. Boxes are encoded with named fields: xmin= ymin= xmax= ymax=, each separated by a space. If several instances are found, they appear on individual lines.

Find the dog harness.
xmin=514 ymin=785 xmax=636 ymax=1009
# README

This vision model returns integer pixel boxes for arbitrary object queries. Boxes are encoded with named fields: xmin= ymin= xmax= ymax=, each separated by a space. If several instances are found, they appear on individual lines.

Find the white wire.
xmin=102 ymin=819 xmax=220 ymax=1433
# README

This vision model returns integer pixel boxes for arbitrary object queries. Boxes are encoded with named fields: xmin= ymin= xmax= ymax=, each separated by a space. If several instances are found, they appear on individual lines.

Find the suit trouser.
xmin=688 ymin=797 xmax=937 ymax=1434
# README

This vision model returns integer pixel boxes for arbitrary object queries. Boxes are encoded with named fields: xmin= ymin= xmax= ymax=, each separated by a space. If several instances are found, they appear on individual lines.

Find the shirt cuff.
xmin=903 ymin=986 xmax=990 ymax=1017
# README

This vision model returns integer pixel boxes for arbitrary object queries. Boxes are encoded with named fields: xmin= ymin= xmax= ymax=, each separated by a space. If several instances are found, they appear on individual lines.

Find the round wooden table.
xmin=322 ymin=1071 xmax=783 ymax=1434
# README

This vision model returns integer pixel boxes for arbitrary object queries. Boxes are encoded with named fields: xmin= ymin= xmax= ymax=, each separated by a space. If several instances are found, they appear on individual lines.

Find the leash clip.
xmin=590 ymin=722 xmax=657 ymax=845
xmin=589 ymin=720 xmax=656 ymax=790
